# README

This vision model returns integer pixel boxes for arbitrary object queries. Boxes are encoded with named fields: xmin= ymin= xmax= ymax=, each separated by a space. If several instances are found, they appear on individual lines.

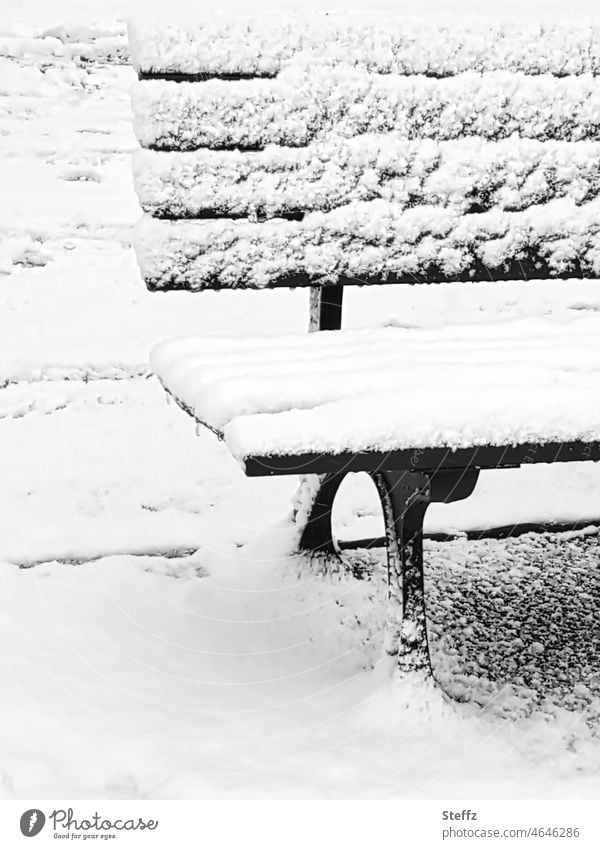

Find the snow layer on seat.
xmin=132 ymin=71 xmax=600 ymax=151
xmin=133 ymin=138 xmax=600 ymax=220
xmin=135 ymin=199 xmax=600 ymax=290
xmin=129 ymin=13 xmax=600 ymax=292
xmin=128 ymin=15 xmax=600 ymax=77
xmin=150 ymin=314 xmax=600 ymax=461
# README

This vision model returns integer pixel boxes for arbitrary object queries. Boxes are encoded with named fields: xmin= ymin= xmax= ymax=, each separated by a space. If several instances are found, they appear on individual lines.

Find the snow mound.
xmin=150 ymin=314 xmax=600 ymax=459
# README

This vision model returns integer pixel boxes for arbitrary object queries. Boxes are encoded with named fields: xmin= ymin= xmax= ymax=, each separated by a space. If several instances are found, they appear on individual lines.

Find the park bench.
xmin=128 ymin=13 xmax=600 ymax=678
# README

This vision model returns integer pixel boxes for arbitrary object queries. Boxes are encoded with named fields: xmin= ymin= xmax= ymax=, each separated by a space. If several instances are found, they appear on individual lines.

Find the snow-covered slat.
xmin=150 ymin=314 xmax=600 ymax=460
xmin=128 ymin=16 xmax=600 ymax=78
xmin=133 ymin=138 xmax=600 ymax=219
xmin=135 ymin=199 xmax=600 ymax=290
xmin=132 ymin=71 xmax=600 ymax=152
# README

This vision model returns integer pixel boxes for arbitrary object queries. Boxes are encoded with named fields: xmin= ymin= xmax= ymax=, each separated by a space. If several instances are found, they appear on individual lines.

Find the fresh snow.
xmin=1 ymin=0 xmax=600 ymax=800
xmin=128 ymin=16 xmax=600 ymax=77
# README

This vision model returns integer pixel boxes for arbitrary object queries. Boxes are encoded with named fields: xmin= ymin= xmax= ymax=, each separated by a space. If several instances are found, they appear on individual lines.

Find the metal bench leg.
xmin=371 ymin=470 xmax=432 ymax=674
xmin=298 ymin=472 xmax=345 ymax=556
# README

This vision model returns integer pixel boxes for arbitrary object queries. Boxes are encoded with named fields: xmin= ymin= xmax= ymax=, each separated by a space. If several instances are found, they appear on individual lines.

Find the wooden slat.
xmin=134 ymin=201 xmax=600 ymax=290
xmin=132 ymin=72 xmax=600 ymax=152
xmin=242 ymin=442 xmax=600 ymax=476
xmin=133 ymin=139 xmax=600 ymax=220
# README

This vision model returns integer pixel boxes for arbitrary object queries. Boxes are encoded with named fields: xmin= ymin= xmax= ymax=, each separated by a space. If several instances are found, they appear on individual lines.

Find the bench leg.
xmin=371 ymin=470 xmax=432 ymax=674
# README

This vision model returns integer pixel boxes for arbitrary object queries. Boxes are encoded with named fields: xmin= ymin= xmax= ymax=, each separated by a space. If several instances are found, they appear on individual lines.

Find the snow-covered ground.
xmin=1 ymin=2 xmax=600 ymax=799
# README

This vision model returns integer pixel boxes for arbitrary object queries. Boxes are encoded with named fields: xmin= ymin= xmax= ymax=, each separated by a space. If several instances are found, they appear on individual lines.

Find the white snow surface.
xmin=2 ymin=0 xmax=600 ymax=800
xmin=151 ymin=315 xmax=600 ymax=460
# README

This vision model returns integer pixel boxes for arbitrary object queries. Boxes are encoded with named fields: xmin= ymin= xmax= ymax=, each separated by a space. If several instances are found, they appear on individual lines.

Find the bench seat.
xmin=151 ymin=313 xmax=600 ymax=471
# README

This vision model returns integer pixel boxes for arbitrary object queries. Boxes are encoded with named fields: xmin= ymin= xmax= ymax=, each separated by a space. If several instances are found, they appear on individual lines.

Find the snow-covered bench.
xmin=129 ymin=14 xmax=600 ymax=676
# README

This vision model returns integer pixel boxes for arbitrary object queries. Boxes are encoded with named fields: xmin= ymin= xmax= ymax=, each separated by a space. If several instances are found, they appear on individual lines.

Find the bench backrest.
xmin=129 ymin=14 xmax=600 ymax=293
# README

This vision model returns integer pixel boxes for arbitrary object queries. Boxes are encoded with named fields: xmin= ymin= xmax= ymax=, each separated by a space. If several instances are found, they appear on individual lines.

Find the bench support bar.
xmin=309 ymin=285 xmax=344 ymax=332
